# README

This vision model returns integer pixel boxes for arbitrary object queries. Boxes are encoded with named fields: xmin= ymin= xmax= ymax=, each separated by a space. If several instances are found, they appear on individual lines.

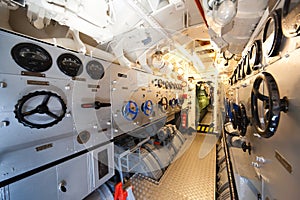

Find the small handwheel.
xmin=169 ymin=98 xmax=177 ymax=108
xmin=158 ymin=97 xmax=168 ymax=111
xmin=230 ymin=101 xmax=240 ymax=129
xmin=251 ymin=72 xmax=288 ymax=138
xmin=122 ymin=100 xmax=139 ymax=121
xmin=141 ymin=100 xmax=153 ymax=116
xmin=14 ymin=91 xmax=67 ymax=129
xmin=231 ymin=105 xmax=240 ymax=130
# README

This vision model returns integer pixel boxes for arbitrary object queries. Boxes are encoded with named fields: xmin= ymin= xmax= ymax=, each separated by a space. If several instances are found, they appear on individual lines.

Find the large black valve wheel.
xmin=251 ymin=72 xmax=288 ymax=138
xmin=14 ymin=91 xmax=67 ymax=129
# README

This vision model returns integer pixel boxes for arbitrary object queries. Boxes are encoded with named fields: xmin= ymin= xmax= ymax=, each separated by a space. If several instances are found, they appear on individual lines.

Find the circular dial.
xmin=262 ymin=11 xmax=283 ymax=57
xmin=237 ymin=63 xmax=242 ymax=80
xmin=243 ymin=54 xmax=252 ymax=76
xmin=141 ymin=100 xmax=154 ymax=116
xmin=14 ymin=91 xmax=67 ymax=129
xmin=251 ymin=72 xmax=288 ymax=138
xmin=234 ymin=68 xmax=239 ymax=83
xmin=122 ymin=100 xmax=139 ymax=121
xmin=86 ymin=60 xmax=105 ymax=80
xmin=157 ymin=79 xmax=164 ymax=88
xmin=11 ymin=43 xmax=52 ymax=72
xmin=242 ymin=57 xmax=247 ymax=78
xmin=57 ymin=53 xmax=83 ymax=77
xmin=249 ymin=40 xmax=262 ymax=71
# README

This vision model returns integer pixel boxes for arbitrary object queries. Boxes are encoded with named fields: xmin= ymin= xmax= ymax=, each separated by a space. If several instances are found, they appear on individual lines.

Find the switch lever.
xmin=81 ymin=101 xmax=111 ymax=110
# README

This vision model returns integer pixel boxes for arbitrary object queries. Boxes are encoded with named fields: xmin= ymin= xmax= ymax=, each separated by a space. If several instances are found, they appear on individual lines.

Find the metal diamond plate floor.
xmin=131 ymin=133 xmax=216 ymax=200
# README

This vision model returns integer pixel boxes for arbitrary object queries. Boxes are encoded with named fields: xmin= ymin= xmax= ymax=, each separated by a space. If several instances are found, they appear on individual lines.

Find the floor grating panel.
xmin=131 ymin=133 xmax=216 ymax=200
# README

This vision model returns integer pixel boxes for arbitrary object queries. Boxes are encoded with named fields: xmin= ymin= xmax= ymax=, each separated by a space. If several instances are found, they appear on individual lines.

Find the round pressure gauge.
xmin=86 ymin=60 xmax=105 ymax=80
xmin=57 ymin=53 xmax=83 ymax=77
xmin=262 ymin=11 xmax=283 ymax=57
xmin=249 ymin=40 xmax=262 ymax=71
xmin=11 ymin=43 xmax=52 ymax=72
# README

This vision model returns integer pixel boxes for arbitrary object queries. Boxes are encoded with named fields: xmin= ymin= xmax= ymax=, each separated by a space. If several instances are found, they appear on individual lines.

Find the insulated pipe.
xmin=194 ymin=0 xmax=209 ymax=27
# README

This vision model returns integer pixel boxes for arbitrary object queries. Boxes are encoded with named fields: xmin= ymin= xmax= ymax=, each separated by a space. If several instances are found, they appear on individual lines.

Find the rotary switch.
xmin=14 ymin=91 xmax=67 ymax=129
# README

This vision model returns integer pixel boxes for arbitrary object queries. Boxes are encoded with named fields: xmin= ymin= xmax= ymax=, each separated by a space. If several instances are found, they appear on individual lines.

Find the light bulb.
xmin=213 ymin=0 xmax=237 ymax=26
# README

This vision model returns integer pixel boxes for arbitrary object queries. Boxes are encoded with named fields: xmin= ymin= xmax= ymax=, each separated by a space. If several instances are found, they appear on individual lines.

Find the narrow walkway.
xmin=200 ymin=110 xmax=213 ymax=125
xmin=131 ymin=134 xmax=216 ymax=200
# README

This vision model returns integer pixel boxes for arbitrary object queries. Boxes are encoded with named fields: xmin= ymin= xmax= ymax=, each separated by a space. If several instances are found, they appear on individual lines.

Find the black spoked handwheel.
xmin=230 ymin=101 xmax=240 ymax=130
xmin=158 ymin=97 xmax=168 ymax=111
xmin=238 ymin=103 xmax=249 ymax=136
xmin=14 ymin=91 xmax=67 ymax=129
xmin=231 ymin=107 xmax=239 ymax=129
xmin=251 ymin=72 xmax=288 ymax=138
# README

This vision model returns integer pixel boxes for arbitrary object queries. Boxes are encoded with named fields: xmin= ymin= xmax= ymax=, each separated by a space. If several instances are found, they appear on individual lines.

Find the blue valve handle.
xmin=122 ymin=100 xmax=139 ymax=121
xmin=142 ymin=100 xmax=153 ymax=116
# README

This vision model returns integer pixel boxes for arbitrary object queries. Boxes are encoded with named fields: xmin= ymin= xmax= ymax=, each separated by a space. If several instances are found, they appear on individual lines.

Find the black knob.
xmin=59 ymin=181 xmax=67 ymax=193
xmin=242 ymin=142 xmax=251 ymax=155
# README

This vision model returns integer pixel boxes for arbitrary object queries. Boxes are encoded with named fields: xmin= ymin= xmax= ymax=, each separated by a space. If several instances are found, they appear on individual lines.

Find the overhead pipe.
xmin=194 ymin=0 xmax=209 ymax=28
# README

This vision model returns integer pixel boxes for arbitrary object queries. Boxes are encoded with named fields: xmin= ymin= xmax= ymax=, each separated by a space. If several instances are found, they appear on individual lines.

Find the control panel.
xmin=110 ymin=66 xmax=184 ymax=138
xmin=0 ymin=29 xmax=113 ymax=184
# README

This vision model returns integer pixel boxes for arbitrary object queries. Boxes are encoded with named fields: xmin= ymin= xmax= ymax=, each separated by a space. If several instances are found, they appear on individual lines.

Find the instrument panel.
xmin=0 ymin=29 xmax=113 ymax=184
xmin=110 ymin=66 xmax=184 ymax=138
xmin=226 ymin=2 xmax=300 ymax=199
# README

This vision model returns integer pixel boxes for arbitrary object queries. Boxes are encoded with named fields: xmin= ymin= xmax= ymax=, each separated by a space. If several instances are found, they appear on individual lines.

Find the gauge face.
xmin=86 ymin=60 xmax=105 ymax=80
xmin=262 ymin=11 xmax=282 ymax=57
xmin=249 ymin=40 xmax=262 ymax=70
xmin=57 ymin=53 xmax=83 ymax=77
xmin=11 ymin=43 xmax=52 ymax=72
xmin=243 ymin=55 xmax=249 ymax=76
xmin=249 ymin=43 xmax=258 ymax=67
